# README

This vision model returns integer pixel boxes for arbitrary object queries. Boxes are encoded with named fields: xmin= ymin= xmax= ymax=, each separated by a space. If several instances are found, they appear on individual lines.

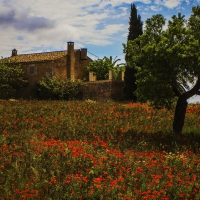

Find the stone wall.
xmin=18 ymin=58 xmax=67 ymax=98
xmin=82 ymin=80 xmax=126 ymax=101
xmin=17 ymin=54 xmax=91 ymax=98
xmin=74 ymin=50 xmax=91 ymax=80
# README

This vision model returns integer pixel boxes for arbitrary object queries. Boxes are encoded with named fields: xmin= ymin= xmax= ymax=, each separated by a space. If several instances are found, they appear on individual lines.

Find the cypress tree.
xmin=123 ymin=4 xmax=143 ymax=101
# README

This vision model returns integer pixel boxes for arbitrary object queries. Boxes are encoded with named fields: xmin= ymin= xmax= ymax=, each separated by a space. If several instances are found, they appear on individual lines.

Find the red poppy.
xmin=179 ymin=193 xmax=184 ymax=198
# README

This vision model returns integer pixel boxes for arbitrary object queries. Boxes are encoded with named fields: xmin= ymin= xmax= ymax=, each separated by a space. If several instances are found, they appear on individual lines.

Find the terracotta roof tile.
xmin=8 ymin=50 xmax=69 ymax=63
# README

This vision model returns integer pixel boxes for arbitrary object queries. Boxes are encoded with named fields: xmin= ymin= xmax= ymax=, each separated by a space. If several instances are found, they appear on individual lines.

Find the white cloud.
xmin=150 ymin=5 xmax=162 ymax=11
xmin=0 ymin=0 xmax=197 ymax=60
xmin=164 ymin=0 xmax=181 ymax=8
xmin=154 ymin=0 xmax=181 ymax=8
xmin=154 ymin=0 xmax=162 ymax=5
xmin=185 ymin=0 xmax=190 ymax=4
xmin=0 ymin=2 xmax=104 ymax=56
xmin=0 ymin=0 xmax=130 ymax=49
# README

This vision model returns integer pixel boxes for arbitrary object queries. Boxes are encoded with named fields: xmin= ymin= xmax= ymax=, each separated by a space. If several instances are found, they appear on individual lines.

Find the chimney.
xmin=67 ymin=41 xmax=74 ymax=52
xmin=80 ymin=48 xmax=87 ymax=60
xmin=12 ymin=49 xmax=17 ymax=56
xmin=67 ymin=42 xmax=75 ymax=80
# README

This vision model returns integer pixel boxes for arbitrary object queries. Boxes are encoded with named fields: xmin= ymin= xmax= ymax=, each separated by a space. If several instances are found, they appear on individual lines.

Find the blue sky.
xmin=0 ymin=0 xmax=200 ymax=102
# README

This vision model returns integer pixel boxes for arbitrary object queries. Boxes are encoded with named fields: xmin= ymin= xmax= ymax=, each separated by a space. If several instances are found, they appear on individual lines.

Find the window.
xmin=45 ymin=67 xmax=53 ymax=77
xmin=27 ymin=64 xmax=37 ymax=75
xmin=30 ymin=66 xmax=35 ymax=75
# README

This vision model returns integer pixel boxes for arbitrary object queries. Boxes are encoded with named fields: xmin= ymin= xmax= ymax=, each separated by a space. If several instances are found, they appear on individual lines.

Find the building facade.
xmin=7 ymin=42 xmax=92 ymax=98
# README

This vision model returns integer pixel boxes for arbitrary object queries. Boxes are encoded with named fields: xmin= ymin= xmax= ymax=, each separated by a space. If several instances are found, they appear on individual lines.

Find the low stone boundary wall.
xmin=82 ymin=80 xmax=125 ymax=101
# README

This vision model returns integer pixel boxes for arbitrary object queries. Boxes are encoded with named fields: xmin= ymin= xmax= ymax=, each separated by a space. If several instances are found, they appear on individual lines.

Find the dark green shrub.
xmin=34 ymin=76 xmax=82 ymax=100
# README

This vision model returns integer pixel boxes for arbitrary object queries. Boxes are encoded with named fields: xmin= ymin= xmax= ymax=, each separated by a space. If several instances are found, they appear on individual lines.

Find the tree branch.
xmin=196 ymin=90 xmax=200 ymax=95
xmin=181 ymin=74 xmax=200 ymax=100
xmin=173 ymin=74 xmax=200 ymax=133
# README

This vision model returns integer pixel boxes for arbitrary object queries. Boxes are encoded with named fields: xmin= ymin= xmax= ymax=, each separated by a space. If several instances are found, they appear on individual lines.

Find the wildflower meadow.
xmin=0 ymin=100 xmax=200 ymax=199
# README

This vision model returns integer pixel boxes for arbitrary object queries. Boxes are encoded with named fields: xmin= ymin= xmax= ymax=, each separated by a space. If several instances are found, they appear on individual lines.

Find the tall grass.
xmin=0 ymin=100 xmax=199 ymax=199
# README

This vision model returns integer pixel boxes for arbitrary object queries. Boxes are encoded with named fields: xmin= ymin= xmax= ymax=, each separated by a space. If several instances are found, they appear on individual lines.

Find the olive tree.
xmin=123 ymin=6 xmax=200 ymax=133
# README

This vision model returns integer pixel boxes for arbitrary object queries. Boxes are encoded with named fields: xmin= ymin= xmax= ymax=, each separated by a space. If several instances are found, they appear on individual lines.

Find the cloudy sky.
xmin=1 ymin=0 xmax=200 ymax=102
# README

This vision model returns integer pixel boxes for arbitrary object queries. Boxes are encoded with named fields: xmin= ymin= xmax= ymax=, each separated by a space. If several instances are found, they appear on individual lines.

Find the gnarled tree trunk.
xmin=173 ymin=75 xmax=200 ymax=133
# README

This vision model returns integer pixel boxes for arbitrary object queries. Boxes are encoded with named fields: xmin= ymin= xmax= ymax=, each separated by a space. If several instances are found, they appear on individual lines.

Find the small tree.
xmin=0 ymin=59 xmax=28 ymax=99
xmin=86 ymin=56 xmax=124 ymax=80
xmin=123 ymin=6 xmax=200 ymax=133
xmin=124 ymin=3 xmax=143 ymax=101
xmin=112 ymin=63 xmax=125 ymax=81
xmin=34 ymin=76 xmax=82 ymax=100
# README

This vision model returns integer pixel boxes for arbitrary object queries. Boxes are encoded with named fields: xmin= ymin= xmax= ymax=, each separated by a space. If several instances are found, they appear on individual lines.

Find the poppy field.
xmin=0 ymin=100 xmax=200 ymax=199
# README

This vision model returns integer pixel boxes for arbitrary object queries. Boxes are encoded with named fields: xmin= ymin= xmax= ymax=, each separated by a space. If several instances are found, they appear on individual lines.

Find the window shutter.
xmin=34 ymin=66 xmax=37 ymax=75
xmin=27 ymin=66 xmax=30 ymax=75
xmin=27 ymin=64 xmax=36 ymax=75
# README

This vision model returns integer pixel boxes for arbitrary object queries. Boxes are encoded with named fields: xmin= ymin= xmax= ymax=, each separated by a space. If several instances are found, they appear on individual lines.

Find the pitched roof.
xmin=8 ymin=50 xmax=69 ymax=63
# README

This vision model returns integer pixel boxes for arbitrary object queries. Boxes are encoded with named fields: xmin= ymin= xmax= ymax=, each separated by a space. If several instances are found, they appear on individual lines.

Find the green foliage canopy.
xmin=34 ymin=76 xmax=82 ymax=100
xmin=124 ymin=6 xmax=200 ymax=109
xmin=0 ymin=59 xmax=28 ymax=99
xmin=86 ymin=56 xmax=124 ymax=80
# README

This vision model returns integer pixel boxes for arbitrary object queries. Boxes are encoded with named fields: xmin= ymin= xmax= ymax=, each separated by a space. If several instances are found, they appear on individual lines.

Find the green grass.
xmin=0 ymin=100 xmax=199 ymax=199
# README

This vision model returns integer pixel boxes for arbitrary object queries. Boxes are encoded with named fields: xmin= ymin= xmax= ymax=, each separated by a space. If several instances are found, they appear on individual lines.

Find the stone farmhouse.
xmin=6 ymin=41 xmax=125 ymax=101
xmin=7 ymin=42 xmax=91 ymax=98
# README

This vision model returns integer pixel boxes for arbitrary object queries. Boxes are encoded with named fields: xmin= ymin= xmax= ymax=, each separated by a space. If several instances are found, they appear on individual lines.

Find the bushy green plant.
xmin=0 ymin=59 xmax=28 ymax=99
xmin=34 ymin=76 xmax=82 ymax=100
xmin=112 ymin=64 xmax=125 ymax=80
xmin=86 ymin=56 xmax=124 ymax=80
